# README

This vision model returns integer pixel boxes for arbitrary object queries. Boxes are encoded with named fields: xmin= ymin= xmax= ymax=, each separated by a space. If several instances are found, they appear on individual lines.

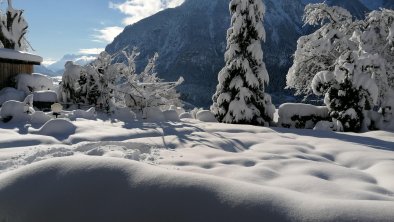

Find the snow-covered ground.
xmin=0 ymin=116 xmax=394 ymax=221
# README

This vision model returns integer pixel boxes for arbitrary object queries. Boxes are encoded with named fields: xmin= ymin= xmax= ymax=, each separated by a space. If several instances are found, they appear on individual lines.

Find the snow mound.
xmin=145 ymin=107 xmax=166 ymax=122
xmin=0 ymin=156 xmax=393 ymax=222
xmin=16 ymin=73 xmax=54 ymax=95
xmin=0 ymin=87 xmax=25 ymax=105
xmin=34 ymin=119 xmax=76 ymax=138
xmin=163 ymin=110 xmax=180 ymax=122
xmin=169 ymin=105 xmax=185 ymax=115
xmin=30 ymin=111 xmax=52 ymax=126
xmin=0 ymin=95 xmax=34 ymax=122
xmin=112 ymin=107 xmax=136 ymax=122
xmin=71 ymin=107 xmax=96 ymax=120
xmin=179 ymin=112 xmax=193 ymax=119
xmin=32 ymin=90 xmax=57 ymax=103
xmin=196 ymin=110 xmax=218 ymax=122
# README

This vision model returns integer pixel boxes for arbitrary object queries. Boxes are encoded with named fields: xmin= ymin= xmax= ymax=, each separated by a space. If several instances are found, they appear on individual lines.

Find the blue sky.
xmin=9 ymin=0 xmax=184 ymax=65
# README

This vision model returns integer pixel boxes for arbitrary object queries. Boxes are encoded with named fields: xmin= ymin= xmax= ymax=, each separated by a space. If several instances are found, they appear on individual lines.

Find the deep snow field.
xmin=1 ymin=115 xmax=394 ymax=221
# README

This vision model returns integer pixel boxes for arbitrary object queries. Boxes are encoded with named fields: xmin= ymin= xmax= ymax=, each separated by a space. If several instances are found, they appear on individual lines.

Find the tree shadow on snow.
xmin=273 ymin=127 xmax=394 ymax=152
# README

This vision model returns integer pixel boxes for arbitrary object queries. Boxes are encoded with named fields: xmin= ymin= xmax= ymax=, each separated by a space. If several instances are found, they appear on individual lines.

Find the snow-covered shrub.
xmin=211 ymin=0 xmax=274 ymax=126
xmin=0 ymin=0 xmax=29 ymax=50
xmin=163 ymin=110 xmax=180 ymax=122
xmin=0 ymin=94 xmax=34 ymax=123
xmin=144 ymin=107 xmax=166 ymax=122
xmin=70 ymin=107 xmax=96 ymax=120
xmin=111 ymin=106 xmax=136 ymax=122
xmin=179 ymin=112 xmax=193 ymax=119
xmin=196 ymin=110 xmax=218 ymax=123
xmin=190 ymin=108 xmax=203 ymax=119
xmin=278 ymin=103 xmax=329 ymax=129
xmin=59 ymin=50 xmax=183 ymax=114
xmin=0 ymin=87 xmax=24 ymax=105
xmin=313 ymin=120 xmax=343 ymax=131
xmin=16 ymin=73 xmax=54 ymax=95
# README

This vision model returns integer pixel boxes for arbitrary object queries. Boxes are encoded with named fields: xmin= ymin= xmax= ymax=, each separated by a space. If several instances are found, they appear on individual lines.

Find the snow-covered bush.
xmin=196 ymin=110 xmax=218 ymax=123
xmin=0 ymin=94 xmax=34 ymax=123
xmin=179 ymin=112 xmax=193 ymax=119
xmin=30 ymin=111 xmax=52 ymax=126
xmin=59 ymin=50 xmax=183 ymax=114
xmin=278 ymin=103 xmax=329 ymax=129
xmin=211 ymin=0 xmax=274 ymax=126
xmin=0 ymin=87 xmax=24 ymax=105
xmin=163 ymin=110 xmax=180 ymax=122
xmin=70 ymin=107 xmax=96 ymax=120
xmin=34 ymin=119 xmax=76 ymax=138
xmin=0 ymin=0 xmax=29 ymax=50
xmin=16 ymin=73 xmax=54 ymax=95
xmin=287 ymin=3 xmax=394 ymax=132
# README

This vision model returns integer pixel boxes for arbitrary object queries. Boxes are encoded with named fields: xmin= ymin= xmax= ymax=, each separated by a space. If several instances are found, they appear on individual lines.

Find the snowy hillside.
xmin=0 ymin=117 xmax=394 ymax=221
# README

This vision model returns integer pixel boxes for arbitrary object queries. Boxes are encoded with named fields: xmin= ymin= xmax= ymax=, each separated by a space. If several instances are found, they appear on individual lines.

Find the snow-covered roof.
xmin=0 ymin=48 xmax=43 ymax=64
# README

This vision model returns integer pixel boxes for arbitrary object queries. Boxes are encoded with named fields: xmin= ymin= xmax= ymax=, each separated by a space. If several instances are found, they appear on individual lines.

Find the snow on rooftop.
xmin=0 ymin=48 xmax=43 ymax=64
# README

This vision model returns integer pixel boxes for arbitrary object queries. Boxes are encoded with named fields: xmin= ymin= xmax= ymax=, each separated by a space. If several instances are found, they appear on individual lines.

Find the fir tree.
xmin=211 ymin=0 xmax=274 ymax=126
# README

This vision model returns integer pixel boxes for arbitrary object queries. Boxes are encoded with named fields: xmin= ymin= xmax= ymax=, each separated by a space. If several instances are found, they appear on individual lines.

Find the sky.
xmin=7 ymin=0 xmax=184 ymax=65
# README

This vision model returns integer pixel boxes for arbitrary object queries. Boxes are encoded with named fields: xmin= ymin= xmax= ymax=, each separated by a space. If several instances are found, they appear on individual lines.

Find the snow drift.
xmin=0 ymin=156 xmax=393 ymax=222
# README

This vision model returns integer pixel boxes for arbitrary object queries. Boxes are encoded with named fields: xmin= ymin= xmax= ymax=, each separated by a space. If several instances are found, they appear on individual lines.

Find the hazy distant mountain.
xmin=107 ymin=0 xmax=388 ymax=107
xmin=34 ymin=65 xmax=57 ymax=77
xmin=46 ymin=54 xmax=98 ymax=74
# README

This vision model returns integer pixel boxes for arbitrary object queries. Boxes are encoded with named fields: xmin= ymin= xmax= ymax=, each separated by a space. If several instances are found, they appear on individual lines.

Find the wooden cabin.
xmin=0 ymin=48 xmax=43 ymax=90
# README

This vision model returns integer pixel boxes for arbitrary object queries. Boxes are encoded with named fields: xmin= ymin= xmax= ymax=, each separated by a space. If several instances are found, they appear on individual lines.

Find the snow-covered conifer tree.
xmin=211 ymin=0 xmax=274 ymax=125
xmin=0 ymin=0 xmax=29 ymax=50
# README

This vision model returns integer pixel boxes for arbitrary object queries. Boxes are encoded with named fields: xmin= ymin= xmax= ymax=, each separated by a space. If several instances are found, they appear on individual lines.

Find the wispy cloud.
xmin=78 ymin=48 xmax=105 ymax=55
xmin=92 ymin=26 xmax=124 ymax=43
xmin=109 ymin=0 xmax=184 ymax=25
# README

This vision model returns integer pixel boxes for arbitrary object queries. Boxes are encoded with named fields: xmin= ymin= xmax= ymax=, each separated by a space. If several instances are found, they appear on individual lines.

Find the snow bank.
xmin=278 ymin=103 xmax=329 ymax=129
xmin=0 ymin=87 xmax=25 ymax=105
xmin=0 ymin=48 xmax=43 ymax=63
xmin=163 ymin=110 xmax=180 ymax=122
xmin=196 ymin=110 xmax=218 ymax=122
xmin=32 ymin=90 xmax=57 ymax=103
xmin=33 ymin=119 xmax=76 ymax=138
xmin=0 ymin=156 xmax=393 ymax=222
xmin=16 ymin=73 xmax=54 ymax=95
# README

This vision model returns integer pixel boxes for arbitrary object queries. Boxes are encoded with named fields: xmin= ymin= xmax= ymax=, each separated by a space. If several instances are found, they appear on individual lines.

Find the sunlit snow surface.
xmin=0 ymin=118 xmax=394 ymax=221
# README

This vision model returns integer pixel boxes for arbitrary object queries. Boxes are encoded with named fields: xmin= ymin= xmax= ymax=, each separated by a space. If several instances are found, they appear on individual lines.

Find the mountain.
xmin=106 ymin=0 xmax=386 ymax=108
xmin=46 ymin=54 xmax=98 ymax=74
xmin=106 ymin=0 xmax=304 ymax=107
xmin=384 ymin=0 xmax=394 ymax=8
xmin=33 ymin=65 xmax=57 ymax=77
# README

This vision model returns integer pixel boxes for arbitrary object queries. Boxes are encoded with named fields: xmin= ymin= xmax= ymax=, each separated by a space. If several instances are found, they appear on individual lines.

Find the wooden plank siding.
xmin=0 ymin=62 xmax=33 ymax=89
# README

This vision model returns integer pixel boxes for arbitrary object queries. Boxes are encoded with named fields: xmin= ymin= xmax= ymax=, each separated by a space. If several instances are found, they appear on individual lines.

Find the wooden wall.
xmin=0 ymin=62 xmax=33 ymax=89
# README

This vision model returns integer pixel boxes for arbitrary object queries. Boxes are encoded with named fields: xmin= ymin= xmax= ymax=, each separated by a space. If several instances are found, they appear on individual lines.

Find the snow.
xmin=30 ymin=111 xmax=52 ymax=126
xmin=0 ymin=95 xmax=33 ymax=123
xmin=179 ymin=112 xmax=193 ymax=119
xmin=0 ymin=87 xmax=25 ymax=105
xmin=69 ymin=108 xmax=97 ymax=120
xmin=196 ymin=110 xmax=218 ymax=122
xmin=0 ymin=48 xmax=42 ymax=63
xmin=163 ymin=110 xmax=180 ymax=122
xmin=0 ymin=117 xmax=393 ymax=220
xmin=31 ymin=119 xmax=76 ymax=139
xmin=32 ymin=90 xmax=58 ymax=103
xmin=278 ymin=103 xmax=329 ymax=128
xmin=16 ymin=73 xmax=54 ymax=95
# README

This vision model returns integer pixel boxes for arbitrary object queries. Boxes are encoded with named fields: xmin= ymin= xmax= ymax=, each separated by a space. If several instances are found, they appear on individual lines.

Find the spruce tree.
xmin=211 ymin=0 xmax=274 ymax=126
